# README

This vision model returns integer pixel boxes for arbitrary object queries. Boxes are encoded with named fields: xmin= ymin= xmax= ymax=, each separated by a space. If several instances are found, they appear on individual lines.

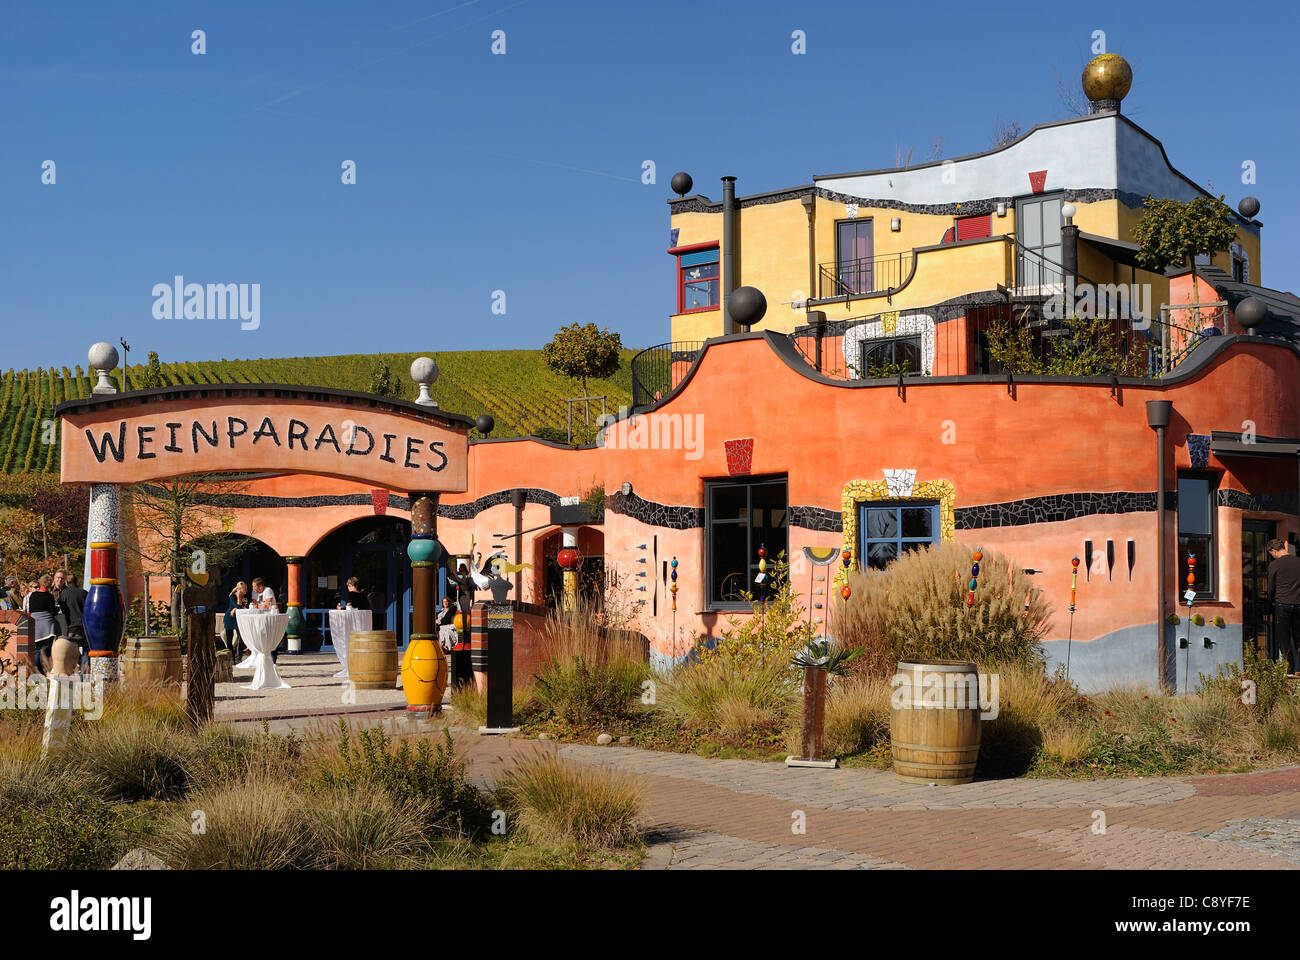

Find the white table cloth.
xmin=327 ymin=608 xmax=373 ymax=678
xmin=234 ymin=610 xmax=291 ymax=690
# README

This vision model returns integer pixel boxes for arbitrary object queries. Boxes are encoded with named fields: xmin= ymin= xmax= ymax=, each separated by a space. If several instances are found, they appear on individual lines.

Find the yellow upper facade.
xmin=668 ymin=111 xmax=1262 ymax=342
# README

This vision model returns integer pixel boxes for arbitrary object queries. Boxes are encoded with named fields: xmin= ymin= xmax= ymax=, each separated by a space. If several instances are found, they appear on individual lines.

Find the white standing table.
xmin=234 ymin=610 xmax=291 ymax=690
xmin=327 ymin=608 xmax=373 ymax=678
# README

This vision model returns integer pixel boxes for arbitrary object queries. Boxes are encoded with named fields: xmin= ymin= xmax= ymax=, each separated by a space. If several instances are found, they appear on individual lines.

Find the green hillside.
xmin=0 ymin=349 xmax=635 ymax=474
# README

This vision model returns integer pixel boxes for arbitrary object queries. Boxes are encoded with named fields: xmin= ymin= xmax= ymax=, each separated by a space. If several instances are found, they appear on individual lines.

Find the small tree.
xmin=367 ymin=360 xmax=402 ymax=400
xmin=1131 ymin=194 xmax=1238 ymax=311
xmin=141 ymin=351 xmax=164 ymax=390
xmin=121 ymin=475 xmax=256 ymax=639
xmin=541 ymin=323 xmax=622 ymax=407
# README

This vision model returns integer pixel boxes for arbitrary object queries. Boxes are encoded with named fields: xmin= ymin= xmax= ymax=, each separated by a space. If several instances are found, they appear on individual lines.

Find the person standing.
xmin=1267 ymin=539 xmax=1300 ymax=674
xmin=58 ymin=572 xmax=89 ymax=673
xmin=26 ymin=575 xmax=59 ymax=673
xmin=224 ymin=581 xmax=251 ymax=659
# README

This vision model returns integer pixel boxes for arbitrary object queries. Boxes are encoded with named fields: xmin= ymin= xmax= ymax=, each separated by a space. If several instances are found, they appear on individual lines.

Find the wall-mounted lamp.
xmin=996 ymin=202 xmax=1007 ymax=218
xmin=621 ymin=481 xmax=633 ymax=497
xmin=890 ymin=217 xmax=901 ymax=232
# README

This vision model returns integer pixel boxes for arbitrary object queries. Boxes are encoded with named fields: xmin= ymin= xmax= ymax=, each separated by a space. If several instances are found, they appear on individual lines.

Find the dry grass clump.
xmin=835 ymin=542 xmax=1049 ymax=676
xmin=495 ymin=755 xmax=642 ymax=849
xmin=980 ymin=661 xmax=1086 ymax=776
xmin=783 ymin=674 xmax=892 ymax=758
xmin=60 ymin=712 xmax=196 ymax=802
xmin=450 ymin=678 xmax=537 ymax=728
xmin=660 ymin=650 xmax=798 ymax=737
xmin=534 ymin=603 xmax=648 ymax=723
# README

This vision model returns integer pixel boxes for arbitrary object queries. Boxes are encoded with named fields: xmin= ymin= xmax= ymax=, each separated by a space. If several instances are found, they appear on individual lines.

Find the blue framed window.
xmin=857 ymin=500 xmax=939 ymax=570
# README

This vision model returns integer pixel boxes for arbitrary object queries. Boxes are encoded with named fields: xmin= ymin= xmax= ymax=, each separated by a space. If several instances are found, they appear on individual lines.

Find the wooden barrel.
xmin=213 ymin=648 xmax=234 ymax=684
xmin=890 ymin=659 xmax=982 ymax=785
xmin=121 ymin=636 xmax=184 ymax=687
xmin=348 ymin=630 xmax=399 ymax=690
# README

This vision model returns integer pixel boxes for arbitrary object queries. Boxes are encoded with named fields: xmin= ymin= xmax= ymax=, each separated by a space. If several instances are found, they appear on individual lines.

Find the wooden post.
xmin=186 ymin=611 xmax=215 ymax=730
xmin=799 ymin=665 xmax=827 ymax=761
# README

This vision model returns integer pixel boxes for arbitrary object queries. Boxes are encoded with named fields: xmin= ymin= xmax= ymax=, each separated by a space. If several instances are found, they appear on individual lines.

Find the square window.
xmin=706 ymin=476 xmax=788 ymax=608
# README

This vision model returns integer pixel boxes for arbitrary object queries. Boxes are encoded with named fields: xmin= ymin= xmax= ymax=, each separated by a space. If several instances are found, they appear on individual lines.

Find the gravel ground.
xmin=212 ymin=651 xmax=413 ymax=718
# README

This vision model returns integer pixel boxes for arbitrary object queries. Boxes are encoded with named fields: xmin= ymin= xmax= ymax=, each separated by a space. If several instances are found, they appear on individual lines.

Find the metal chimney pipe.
xmin=722 ymin=176 xmax=737 ymax=335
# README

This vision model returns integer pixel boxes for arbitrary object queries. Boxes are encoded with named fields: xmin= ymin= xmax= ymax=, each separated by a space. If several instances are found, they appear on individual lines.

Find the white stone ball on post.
xmin=410 ymin=356 xmax=439 ymax=407
xmin=88 ymin=342 xmax=119 ymax=395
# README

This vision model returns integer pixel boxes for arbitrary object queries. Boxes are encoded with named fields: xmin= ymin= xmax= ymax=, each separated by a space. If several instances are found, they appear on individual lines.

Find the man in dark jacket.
xmin=58 ymin=572 xmax=88 ymax=643
xmin=1267 ymin=539 xmax=1300 ymax=673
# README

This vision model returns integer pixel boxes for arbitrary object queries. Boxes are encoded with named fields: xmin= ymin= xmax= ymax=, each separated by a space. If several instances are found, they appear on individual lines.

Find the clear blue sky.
xmin=3 ymin=0 xmax=1295 ymax=370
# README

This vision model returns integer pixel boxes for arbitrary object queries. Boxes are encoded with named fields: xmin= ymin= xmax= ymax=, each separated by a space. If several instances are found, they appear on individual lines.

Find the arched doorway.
xmin=536 ymin=526 xmax=605 ymax=609
xmin=305 ymin=516 xmax=414 ymax=650
xmin=189 ymin=532 xmax=284 ymax=618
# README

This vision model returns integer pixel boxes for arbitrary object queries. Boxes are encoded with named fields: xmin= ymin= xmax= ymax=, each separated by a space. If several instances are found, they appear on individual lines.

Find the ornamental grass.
xmin=495 ymin=755 xmax=642 ymax=849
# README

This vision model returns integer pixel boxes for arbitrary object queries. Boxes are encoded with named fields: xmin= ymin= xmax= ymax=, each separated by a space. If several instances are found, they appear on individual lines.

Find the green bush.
xmin=0 ymin=792 xmax=126 ymax=869
xmin=1199 ymin=646 xmax=1293 ymax=718
xmin=313 ymin=721 xmax=491 ymax=838
xmin=533 ymin=604 xmax=649 ymax=724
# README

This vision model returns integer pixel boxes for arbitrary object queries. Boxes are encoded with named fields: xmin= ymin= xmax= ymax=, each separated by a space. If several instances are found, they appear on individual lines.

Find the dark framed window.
xmin=857 ymin=500 xmax=940 ymax=570
xmin=859 ymin=335 xmax=923 ymax=377
xmin=835 ymin=219 xmax=875 ymax=294
xmin=1177 ymin=472 xmax=1218 ymax=599
xmin=706 ymin=475 xmax=788 ymax=608
xmin=675 ymin=246 xmax=719 ymax=314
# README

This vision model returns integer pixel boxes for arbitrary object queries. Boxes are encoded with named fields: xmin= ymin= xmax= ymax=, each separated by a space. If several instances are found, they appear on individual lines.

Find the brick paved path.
xmin=242 ymin=710 xmax=1300 ymax=870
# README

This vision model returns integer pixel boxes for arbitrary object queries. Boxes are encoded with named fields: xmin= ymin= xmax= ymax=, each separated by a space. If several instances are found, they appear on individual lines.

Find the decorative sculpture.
xmin=967 ymin=546 xmax=982 ymax=607
xmin=1066 ymin=556 xmax=1080 ymax=680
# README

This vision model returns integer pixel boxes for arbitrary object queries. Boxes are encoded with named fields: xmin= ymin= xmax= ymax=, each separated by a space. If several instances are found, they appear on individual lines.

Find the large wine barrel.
xmin=121 ymin=636 xmax=184 ymax=687
xmin=890 ymin=659 xmax=982 ymax=785
xmin=349 ymin=630 xmax=399 ymax=690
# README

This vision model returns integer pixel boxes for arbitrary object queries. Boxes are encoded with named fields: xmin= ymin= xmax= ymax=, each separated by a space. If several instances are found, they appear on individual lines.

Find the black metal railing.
xmin=818 ymin=252 xmax=913 ymax=299
xmin=630 ymin=340 xmax=705 ymax=407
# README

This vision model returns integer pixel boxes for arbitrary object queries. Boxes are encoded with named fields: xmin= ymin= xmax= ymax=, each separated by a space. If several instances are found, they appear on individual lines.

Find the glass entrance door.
xmin=1015 ymin=194 xmax=1063 ymax=295
xmin=1242 ymin=519 xmax=1276 ymax=661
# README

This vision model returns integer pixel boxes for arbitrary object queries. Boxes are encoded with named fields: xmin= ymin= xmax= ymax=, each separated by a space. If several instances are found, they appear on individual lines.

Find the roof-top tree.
xmin=542 ymin=322 xmax=623 ymax=400
xmin=1131 ymin=194 xmax=1238 ymax=311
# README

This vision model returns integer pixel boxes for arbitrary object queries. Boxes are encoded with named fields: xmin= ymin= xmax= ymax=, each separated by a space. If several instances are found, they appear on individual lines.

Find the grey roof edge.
xmin=54 ymin=383 xmax=477 ymax=428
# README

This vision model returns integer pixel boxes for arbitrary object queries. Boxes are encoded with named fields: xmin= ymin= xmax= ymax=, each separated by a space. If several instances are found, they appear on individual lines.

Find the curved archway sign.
xmin=56 ymin=384 xmax=472 ymax=683
xmin=57 ymin=384 xmax=471 ymax=491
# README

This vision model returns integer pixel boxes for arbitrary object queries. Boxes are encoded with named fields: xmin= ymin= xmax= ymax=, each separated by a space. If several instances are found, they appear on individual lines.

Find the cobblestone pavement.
xmin=224 ymin=690 xmax=1300 ymax=870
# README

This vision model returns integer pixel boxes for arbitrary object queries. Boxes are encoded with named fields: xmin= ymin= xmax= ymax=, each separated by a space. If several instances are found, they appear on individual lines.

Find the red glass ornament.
xmin=557 ymin=548 xmax=579 ymax=570
xmin=840 ymin=585 xmax=851 ymax=600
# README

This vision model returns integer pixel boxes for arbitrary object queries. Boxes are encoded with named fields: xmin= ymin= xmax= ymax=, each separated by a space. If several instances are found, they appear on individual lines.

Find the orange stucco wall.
xmin=114 ymin=335 xmax=1299 ymax=679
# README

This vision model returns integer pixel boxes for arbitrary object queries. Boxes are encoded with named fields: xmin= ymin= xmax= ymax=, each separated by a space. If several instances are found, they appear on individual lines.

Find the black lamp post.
xmin=1147 ymin=400 xmax=1173 ymax=692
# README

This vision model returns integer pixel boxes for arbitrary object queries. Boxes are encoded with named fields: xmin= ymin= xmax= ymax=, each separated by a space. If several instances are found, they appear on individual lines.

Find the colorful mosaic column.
xmin=85 ymin=484 xmax=124 ymax=683
xmin=404 ymin=494 xmax=447 ymax=714
xmin=557 ymin=527 xmax=579 ymax=610
xmin=469 ymin=600 xmax=516 ymax=730
xmin=284 ymin=557 xmax=304 ymax=654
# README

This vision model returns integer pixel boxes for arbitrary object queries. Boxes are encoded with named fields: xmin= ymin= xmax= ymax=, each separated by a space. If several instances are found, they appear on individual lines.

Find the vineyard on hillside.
xmin=0 ymin=349 xmax=635 ymax=475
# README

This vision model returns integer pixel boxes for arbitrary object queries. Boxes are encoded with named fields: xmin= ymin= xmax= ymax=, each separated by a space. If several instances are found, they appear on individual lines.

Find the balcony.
xmin=818 ymin=252 xmax=915 ymax=299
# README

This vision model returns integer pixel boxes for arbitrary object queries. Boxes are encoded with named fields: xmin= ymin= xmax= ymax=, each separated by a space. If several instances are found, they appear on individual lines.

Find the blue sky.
xmin=3 ymin=0 xmax=1295 ymax=370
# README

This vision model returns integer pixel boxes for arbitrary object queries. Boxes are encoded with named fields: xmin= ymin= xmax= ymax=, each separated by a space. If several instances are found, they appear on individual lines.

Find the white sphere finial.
xmin=1061 ymin=203 xmax=1077 ymax=224
xmin=88 ymin=342 xmax=119 ymax=395
xmin=410 ymin=356 xmax=439 ymax=407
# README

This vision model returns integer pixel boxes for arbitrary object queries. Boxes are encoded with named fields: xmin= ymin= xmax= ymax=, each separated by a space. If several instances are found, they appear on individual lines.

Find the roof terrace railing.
xmin=630 ymin=340 xmax=705 ymax=407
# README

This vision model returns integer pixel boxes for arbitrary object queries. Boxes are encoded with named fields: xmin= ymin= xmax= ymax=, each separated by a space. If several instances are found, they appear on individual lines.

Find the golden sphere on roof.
xmin=1082 ymin=53 xmax=1132 ymax=104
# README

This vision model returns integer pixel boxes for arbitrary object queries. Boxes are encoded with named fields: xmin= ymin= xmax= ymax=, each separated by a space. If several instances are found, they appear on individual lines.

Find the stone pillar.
xmin=85 ymin=484 xmax=124 ymax=683
xmin=284 ymin=557 xmax=304 ymax=654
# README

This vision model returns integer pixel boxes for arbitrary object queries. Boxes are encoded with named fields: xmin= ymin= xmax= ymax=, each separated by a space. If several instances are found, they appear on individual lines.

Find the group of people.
xmin=221 ymin=576 xmax=279 ymax=662
xmin=1 ymin=570 xmax=88 ymax=673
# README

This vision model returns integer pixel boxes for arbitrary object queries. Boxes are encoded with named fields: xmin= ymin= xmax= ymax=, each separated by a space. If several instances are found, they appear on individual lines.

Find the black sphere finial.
xmin=1235 ymin=296 xmax=1267 ymax=331
xmin=475 ymin=413 xmax=495 ymax=436
xmin=670 ymin=171 xmax=693 ymax=197
xmin=727 ymin=286 xmax=767 ymax=331
xmin=1238 ymin=196 xmax=1261 ymax=220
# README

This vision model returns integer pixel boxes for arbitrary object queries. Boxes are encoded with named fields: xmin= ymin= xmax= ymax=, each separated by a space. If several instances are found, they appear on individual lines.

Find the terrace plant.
xmin=1131 ymin=194 xmax=1237 ymax=312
